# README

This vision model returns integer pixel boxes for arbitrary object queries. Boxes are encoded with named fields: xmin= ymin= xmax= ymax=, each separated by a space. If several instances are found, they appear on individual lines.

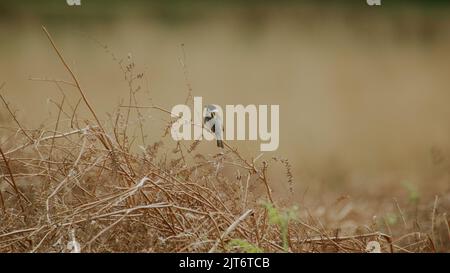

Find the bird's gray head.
xmin=204 ymin=104 xmax=219 ymax=118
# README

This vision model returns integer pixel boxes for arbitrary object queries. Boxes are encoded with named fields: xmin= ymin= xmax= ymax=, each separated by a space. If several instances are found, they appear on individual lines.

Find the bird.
xmin=203 ymin=104 xmax=224 ymax=148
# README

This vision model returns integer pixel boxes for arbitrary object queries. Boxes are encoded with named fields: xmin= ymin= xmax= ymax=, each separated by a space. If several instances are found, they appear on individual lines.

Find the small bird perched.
xmin=204 ymin=104 xmax=224 ymax=148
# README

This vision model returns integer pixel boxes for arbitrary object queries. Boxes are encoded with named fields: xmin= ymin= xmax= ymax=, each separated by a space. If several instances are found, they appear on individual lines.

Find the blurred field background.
xmin=1 ymin=0 xmax=450 ymax=251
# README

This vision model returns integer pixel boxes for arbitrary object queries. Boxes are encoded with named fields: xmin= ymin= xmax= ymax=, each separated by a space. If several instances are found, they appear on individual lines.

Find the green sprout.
xmin=227 ymin=239 xmax=263 ymax=253
xmin=261 ymin=201 xmax=298 ymax=252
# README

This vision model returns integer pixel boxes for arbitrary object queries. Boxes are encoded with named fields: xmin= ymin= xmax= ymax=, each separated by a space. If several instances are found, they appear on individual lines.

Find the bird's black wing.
xmin=204 ymin=116 xmax=212 ymax=124
xmin=204 ymin=116 xmax=215 ymax=132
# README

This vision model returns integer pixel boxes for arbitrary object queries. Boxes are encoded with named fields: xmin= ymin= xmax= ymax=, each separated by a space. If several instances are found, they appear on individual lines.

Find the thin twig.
xmin=0 ymin=93 xmax=34 ymax=142
xmin=0 ymin=146 xmax=30 ymax=210
xmin=209 ymin=209 xmax=253 ymax=253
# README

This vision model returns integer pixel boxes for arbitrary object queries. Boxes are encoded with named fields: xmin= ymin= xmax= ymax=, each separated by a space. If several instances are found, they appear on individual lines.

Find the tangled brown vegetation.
xmin=0 ymin=26 xmax=448 ymax=253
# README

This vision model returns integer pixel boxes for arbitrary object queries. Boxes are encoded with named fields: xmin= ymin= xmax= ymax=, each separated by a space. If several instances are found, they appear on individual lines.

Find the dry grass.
xmin=0 ymin=26 xmax=449 ymax=253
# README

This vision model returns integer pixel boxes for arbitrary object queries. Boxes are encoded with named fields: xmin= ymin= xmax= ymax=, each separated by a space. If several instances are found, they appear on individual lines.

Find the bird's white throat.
xmin=170 ymin=96 xmax=279 ymax=152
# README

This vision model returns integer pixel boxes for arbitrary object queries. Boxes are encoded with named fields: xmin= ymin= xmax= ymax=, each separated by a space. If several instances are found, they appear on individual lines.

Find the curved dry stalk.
xmin=209 ymin=209 xmax=253 ymax=253
xmin=41 ymin=26 xmax=104 ymax=134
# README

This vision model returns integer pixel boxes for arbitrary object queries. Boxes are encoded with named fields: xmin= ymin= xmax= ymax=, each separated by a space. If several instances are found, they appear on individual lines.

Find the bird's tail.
xmin=217 ymin=140 xmax=224 ymax=148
